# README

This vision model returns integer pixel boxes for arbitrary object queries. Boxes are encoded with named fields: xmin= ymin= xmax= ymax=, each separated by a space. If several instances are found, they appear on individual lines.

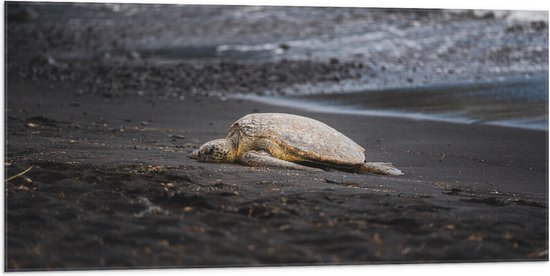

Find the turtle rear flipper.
xmin=358 ymin=162 xmax=404 ymax=176
xmin=240 ymin=150 xmax=323 ymax=172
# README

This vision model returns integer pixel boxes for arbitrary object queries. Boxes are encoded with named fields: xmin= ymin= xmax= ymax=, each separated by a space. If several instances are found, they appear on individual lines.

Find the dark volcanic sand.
xmin=4 ymin=2 xmax=549 ymax=271
xmin=5 ymin=77 xmax=548 ymax=269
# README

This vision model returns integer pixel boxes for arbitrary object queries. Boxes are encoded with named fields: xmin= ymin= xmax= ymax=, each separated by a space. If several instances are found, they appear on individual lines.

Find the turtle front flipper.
xmin=358 ymin=162 xmax=404 ymax=176
xmin=240 ymin=150 xmax=323 ymax=172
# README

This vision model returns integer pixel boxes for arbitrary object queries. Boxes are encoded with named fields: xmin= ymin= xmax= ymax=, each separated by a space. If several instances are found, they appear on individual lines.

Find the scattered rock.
xmin=169 ymin=134 xmax=185 ymax=139
xmin=530 ymin=21 xmax=547 ymax=31
xmin=279 ymin=43 xmax=290 ymax=51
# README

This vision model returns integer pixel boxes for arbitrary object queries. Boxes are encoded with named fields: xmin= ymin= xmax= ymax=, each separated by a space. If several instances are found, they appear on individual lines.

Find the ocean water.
xmin=133 ymin=6 xmax=548 ymax=131
xmin=24 ymin=4 xmax=549 ymax=130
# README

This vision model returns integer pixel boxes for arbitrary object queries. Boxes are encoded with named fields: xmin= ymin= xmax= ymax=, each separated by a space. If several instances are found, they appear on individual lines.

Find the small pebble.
xmin=22 ymin=176 xmax=33 ymax=184
xmin=169 ymin=134 xmax=185 ymax=139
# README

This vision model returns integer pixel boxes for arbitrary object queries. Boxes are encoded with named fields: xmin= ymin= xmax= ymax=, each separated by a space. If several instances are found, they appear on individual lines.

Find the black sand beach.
xmin=4 ymin=2 xmax=548 ymax=270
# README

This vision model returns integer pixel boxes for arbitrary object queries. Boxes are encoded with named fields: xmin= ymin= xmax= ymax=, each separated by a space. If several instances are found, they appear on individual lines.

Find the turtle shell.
xmin=229 ymin=113 xmax=366 ymax=166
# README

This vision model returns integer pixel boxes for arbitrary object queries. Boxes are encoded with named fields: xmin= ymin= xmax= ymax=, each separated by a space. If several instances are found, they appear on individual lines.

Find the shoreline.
xmin=232 ymin=94 xmax=548 ymax=132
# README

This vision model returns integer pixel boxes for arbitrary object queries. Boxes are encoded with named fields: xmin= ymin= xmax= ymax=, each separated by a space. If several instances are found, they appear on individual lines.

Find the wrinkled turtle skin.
xmin=191 ymin=113 xmax=403 ymax=176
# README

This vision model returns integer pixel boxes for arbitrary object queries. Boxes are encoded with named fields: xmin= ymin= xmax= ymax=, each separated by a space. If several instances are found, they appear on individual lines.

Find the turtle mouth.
xmin=189 ymin=150 xmax=200 ymax=160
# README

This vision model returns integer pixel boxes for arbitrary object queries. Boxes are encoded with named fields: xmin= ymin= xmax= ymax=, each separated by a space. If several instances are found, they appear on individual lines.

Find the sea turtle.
xmin=190 ymin=113 xmax=403 ymax=176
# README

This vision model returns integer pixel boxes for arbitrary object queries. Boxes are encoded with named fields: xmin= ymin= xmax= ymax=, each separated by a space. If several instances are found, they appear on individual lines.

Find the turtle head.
xmin=190 ymin=139 xmax=235 ymax=162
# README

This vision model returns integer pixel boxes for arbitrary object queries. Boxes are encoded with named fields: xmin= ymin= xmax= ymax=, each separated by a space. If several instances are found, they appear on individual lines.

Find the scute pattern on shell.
xmin=230 ymin=113 xmax=366 ymax=165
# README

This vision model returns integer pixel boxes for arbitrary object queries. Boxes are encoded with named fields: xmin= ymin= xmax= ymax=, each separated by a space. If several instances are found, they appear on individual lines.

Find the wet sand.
xmin=5 ymin=76 xmax=548 ymax=270
xmin=282 ymin=75 xmax=548 ymax=130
